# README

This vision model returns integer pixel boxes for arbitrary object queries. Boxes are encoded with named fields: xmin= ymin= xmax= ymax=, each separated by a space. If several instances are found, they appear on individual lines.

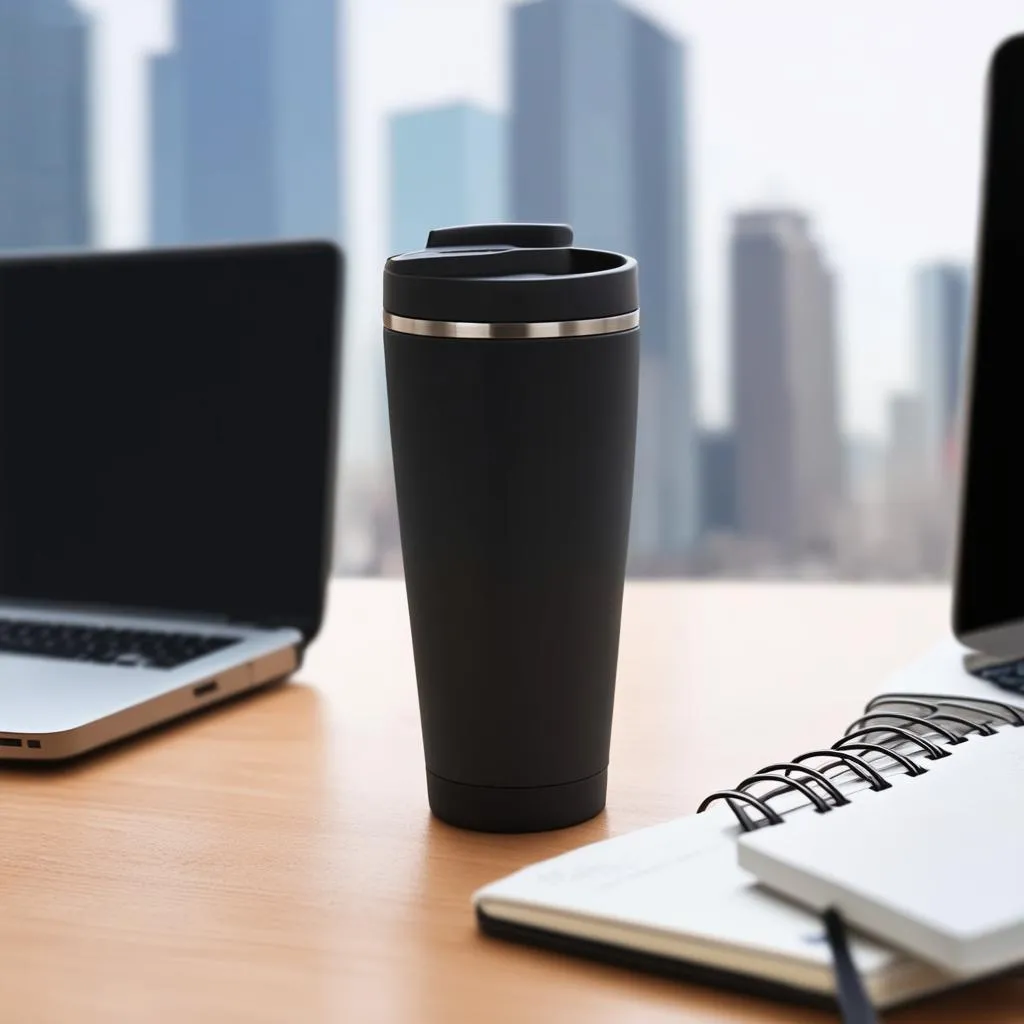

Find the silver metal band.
xmin=382 ymin=309 xmax=639 ymax=340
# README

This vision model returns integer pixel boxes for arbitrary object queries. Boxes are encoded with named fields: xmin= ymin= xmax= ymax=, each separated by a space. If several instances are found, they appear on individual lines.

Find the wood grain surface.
xmin=2 ymin=580 xmax=1021 ymax=1023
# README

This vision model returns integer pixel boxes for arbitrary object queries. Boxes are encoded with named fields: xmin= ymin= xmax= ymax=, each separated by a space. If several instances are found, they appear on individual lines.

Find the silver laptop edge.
xmin=0 ymin=241 xmax=340 ymax=761
xmin=0 ymin=606 xmax=301 ymax=761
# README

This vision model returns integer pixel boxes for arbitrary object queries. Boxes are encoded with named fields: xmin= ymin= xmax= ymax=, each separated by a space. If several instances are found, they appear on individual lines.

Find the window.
xmin=6 ymin=0 xmax=1018 ymax=580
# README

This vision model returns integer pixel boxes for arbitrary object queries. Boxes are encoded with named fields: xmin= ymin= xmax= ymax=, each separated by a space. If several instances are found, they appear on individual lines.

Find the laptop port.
xmin=0 ymin=737 xmax=23 ymax=747
xmin=193 ymin=680 xmax=219 ymax=698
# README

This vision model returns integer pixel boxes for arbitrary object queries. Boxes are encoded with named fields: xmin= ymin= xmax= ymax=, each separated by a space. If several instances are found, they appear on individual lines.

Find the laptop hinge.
xmin=963 ymin=649 xmax=1024 ymax=673
xmin=0 ymin=596 xmax=243 ymax=628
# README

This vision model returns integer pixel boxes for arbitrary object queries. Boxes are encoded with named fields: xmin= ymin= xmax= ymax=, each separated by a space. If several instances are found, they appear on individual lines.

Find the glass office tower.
xmin=730 ymin=210 xmax=843 ymax=561
xmin=0 ymin=0 xmax=92 ymax=250
xmin=511 ymin=0 xmax=698 ymax=571
xmin=149 ymin=0 xmax=342 ymax=245
xmin=915 ymin=262 xmax=971 ymax=479
xmin=389 ymin=103 xmax=506 ymax=256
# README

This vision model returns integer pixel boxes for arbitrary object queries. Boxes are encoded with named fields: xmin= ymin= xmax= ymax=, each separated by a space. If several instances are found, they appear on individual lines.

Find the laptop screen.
xmin=0 ymin=242 xmax=341 ymax=640
xmin=955 ymin=36 xmax=1024 ymax=640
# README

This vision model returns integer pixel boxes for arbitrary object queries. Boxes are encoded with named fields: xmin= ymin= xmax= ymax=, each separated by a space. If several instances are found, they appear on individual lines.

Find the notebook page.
xmin=476 ymin=806 xmax=908 ymax=976
xmin=738 ymin=724 xmax=1024 ymax=976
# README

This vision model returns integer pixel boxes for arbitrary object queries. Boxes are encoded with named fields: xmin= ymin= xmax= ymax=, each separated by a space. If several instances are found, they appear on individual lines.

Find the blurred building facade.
xmin=916 ymin=261 xmax=971 ymax=481
xmin=149 ymin=0 xmax=342 ymax=245
xmin=3 ymin=0 xmax=977 ymax=585
xmin=730 ymin=210 xmax=843 ymax=565
xmin=877 ymin=261 xmax=972 ymax=578
xmin=0 ymin=0 xmax=92 ymax=251
xmin=389 ymin=103 xmax=506 ymax=255
xmin=699 ymin=429 xmax=737 ymax=534
xmin=510 ymin=0 xmax=699 ymax=572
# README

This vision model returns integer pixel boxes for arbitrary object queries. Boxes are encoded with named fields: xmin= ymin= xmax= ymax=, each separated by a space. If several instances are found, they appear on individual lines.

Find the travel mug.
xmin=383 ymin=223 xmax=639 ymax=833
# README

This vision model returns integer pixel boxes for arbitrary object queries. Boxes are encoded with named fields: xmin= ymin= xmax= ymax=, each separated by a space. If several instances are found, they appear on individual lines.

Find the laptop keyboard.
xmin=0 ymin=618 xmax=240 ymax=670
xmin=969 ymin=659 xmax=1024 ymax=695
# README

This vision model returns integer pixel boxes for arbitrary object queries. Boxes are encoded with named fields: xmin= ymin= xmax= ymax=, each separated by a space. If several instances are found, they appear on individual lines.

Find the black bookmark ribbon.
xmin=824 ymin=908 xmax=882 ymax=1024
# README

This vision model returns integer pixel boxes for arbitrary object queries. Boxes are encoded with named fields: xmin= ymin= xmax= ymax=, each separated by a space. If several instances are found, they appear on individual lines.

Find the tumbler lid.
xmin=383 ymin=224 xmax=638 ymax=331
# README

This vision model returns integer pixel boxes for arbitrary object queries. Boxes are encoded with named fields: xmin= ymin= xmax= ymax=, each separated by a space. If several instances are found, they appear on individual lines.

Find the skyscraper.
xmin=389 ymin=103 xmax=506 ymax=255
xmin=0 ymin=0 xmax=92 ymax=250
xmin=730 ymin=210 xmax=843 ymax=560
xmin=510 ymin=0 xmax=697 ymax=570
xmin=915 ymin=262 xmax=971 ymax=479
xmin=149 ymin=0 xmax=342 ymax=245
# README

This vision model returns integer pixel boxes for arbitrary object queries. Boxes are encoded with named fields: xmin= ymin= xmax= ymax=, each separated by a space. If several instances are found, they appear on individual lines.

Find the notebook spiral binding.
xmin=696 ymin=692 xmax=1024 ymax=833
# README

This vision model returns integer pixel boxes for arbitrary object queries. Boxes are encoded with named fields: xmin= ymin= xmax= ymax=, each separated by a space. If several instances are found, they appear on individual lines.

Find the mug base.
xmin=426 ymin=768 xmax=608 ymax=833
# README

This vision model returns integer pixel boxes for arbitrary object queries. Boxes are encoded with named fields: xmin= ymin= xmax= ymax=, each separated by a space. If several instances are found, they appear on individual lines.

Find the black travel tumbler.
xmin=383 ymin=224 xmax=639 ymax=833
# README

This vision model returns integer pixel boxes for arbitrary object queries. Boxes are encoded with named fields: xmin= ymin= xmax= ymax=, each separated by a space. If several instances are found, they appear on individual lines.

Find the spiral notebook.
xmin=473 ymin=648 xmax=1024 ymax=1011
xmin=738 ymin=719 xmax=1024 ymax=977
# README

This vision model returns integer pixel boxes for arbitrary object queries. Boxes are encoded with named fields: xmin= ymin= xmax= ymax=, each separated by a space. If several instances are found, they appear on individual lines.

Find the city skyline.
xmin=0 ymin=0 xmax=1000 ymax=578
xmin=73 ymin=0 xmax=1020 ymax=460
xmin=149 ymin=0 xmax=342 ymax=245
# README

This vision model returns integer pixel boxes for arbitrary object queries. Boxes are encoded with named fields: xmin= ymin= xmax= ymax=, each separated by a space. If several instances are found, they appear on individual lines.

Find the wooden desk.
xmin=2 ymin=580 xmax=1021 ymax=1023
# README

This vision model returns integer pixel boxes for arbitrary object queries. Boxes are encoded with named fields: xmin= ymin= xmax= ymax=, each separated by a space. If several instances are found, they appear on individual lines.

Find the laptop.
xmin=953 ymin=34 xmax=1024 ymax=689
xmin=0 ymin=241 xmax=342 ymax=759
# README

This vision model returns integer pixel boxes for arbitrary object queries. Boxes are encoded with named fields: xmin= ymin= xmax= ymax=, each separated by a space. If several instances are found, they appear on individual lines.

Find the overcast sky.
xmin=75 ymin=0 xmax=1022 ymax=467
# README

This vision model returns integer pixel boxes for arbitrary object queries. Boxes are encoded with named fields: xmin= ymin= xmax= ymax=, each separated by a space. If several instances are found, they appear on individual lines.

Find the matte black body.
xmin=383 ymin=224 xmax=639 ymax=832
xmin=385 ymin=327 xmax=638 ymax=831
